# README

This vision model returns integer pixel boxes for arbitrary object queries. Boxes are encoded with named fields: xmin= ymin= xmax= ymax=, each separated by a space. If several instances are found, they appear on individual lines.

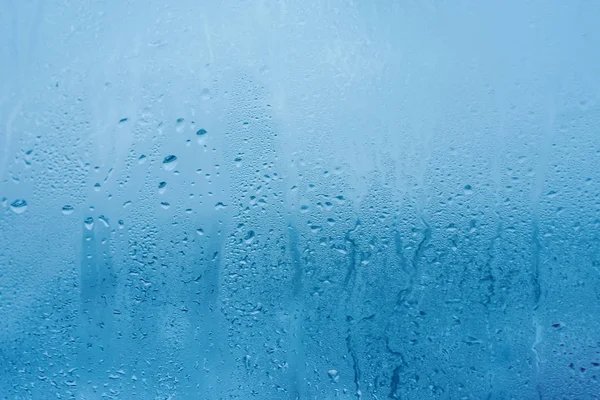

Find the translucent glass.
xmin=1 ymin=1 xmax=599 ymax=399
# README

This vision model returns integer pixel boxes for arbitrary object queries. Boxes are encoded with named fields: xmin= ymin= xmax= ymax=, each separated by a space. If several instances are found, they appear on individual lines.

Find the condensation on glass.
xmin=1 ymin=1 xmax=599 ymax=399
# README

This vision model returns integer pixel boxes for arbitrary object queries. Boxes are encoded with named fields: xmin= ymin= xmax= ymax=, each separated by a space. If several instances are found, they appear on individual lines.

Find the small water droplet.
xmin=176 ymin=118 xmax=185 ymax=132
xmin=119 ymin=117 xmax=128 ymax=124
xmin=214 ymin=202 xmax=227 ymax=210
xmin=138 ymin=154 xmax=147 ymax=164
xmin=98 ymin=215 xmax=110 ymax=227
xmin=10 ymin=199 xmax=27 ymax=214
xmin=244 ymin=230 xmax=255 ymax=244
xmin=160 ymin=201 xmax=170 ymax=209
xmin=84 ymin=217 xmax=94 ymax=230
xmin=196 ymin=128 xmax=207 ymax=136
xmin=94 ymin=183 xmax=101 ymax=191
xmin=163 ymin=155 xmax=178 ymax=171
xmin=158 ymin=181 xmax=167 ymax=194
xmin=62 ymin=205 xmax=74 ymax=215
xmin=196 ymin=228 xmax=204 ymax=236
xmin=328 ymin=369 xmax=339 ymax=382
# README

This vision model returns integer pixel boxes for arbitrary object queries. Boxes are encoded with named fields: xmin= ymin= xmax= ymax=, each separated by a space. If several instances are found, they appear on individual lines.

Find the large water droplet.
xmin=10 ymin=199 xmax=27 ymax=214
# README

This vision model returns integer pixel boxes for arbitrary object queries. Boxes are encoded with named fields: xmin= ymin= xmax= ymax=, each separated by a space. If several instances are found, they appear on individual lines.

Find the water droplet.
xmin=196 ymin=128 xmax=207 ymax=136
xmin=176 ymin=118 xmax=185 ymax=132
xmin=84 ymin=217 xmax=94 ymax=230
xmin=244 ymin=230 xmax=255 ymax=244
xmin=138 ymin=154 xmax=147 ymax=164
xmin=196 ymin=228 xmax=204 ymax=236
xmin=94 ymin=183 xmax=101 ymax=191
xmin=98 ymin=215 xmax=110 ymax=227
xmin=62 ymin=205 xmax=74 ymax=215
xmin=123 ymin=200 xmax=132 ymax=208
xmin=158 ymin=181 xmax=167 ymax=194
xmin=163 ymin=155 xmax=178 ymax=171
xmin=328 ymin=370 xmax=339 ymax=382
xmin=160 ymin=201 xmax=170 ymax=209
xmin=10 ymin=199 xmax=27 ymax=214
xmin=119 ymin=117 xmax=128 ymax=123
xmin=214 ymin=202 xmax=227 ymax=210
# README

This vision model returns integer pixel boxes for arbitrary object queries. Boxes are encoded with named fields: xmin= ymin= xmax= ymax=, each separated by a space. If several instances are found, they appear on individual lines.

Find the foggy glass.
xmin=1 ymin=1 xmax=599 ymax=399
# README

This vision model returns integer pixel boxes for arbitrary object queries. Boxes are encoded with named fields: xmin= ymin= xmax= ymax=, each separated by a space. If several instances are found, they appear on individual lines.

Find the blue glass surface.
xmin=1 ymin=1 xmax=600 ymax=399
